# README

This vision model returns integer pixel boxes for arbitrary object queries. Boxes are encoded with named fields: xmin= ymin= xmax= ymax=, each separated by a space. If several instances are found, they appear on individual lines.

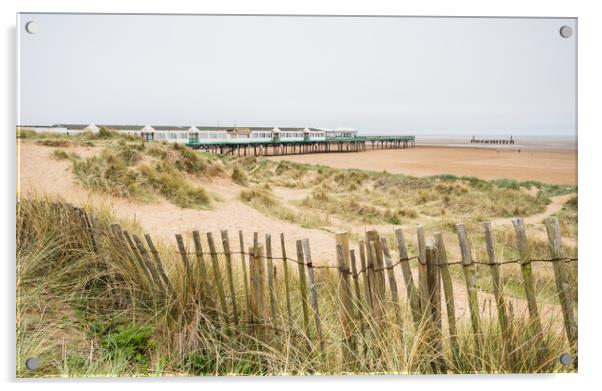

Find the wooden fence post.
xmin=434 ymin=232 xmax=458 ymax=362
xmin=207 ymin=232 xmax=229 ymax=322
xmin=296 ymin=240 xmax=311 ymax=338
xmin=544 ymin=216 xmax=577 ymax=367
xmin=426 ymin=241 xmax=445 ymax=373
xmin=349 ymin=249 xmax=363 ymax=313
xmin=249 ymin=244 xmax=267 ymax=341
xmin=358 ymin=240 xmax=373 ymax=313
xmin=367 ymin=240 xmax=383 ymax=328
xmin=144 ymin=234 xmax=175 ymax=297
xmin=456 ymin=223 xmax=482 ymax=352
xmin=335 ymin=233 xmax=356 ymax=358
xmin=280 ymin=233 xmax=293 ymax=329
xmin=395 ymin=228 xmax=422 ymax=329
xmin=175 ymin=234 xmax=192 ymax=297
xmin=349 ymin=248 xmax=367 ymax=354
xmin=221 ymin=230 xmax=239 ymax=325
xmin=336 ymin=243 xmax=356 ymax=364
xmin=192 ymin=231 xmax=215 ymax=310
xmin=125 ymin=230 xmax=154 ymax=287
xmin=380 ymin=238 xmax=403 ymax=331
xmin=366 ymin=230 xmax=386 ymax=302
xmin=238 ymin=231 xmax=252 ymax=318
xmin=417 ymin=225 xmax=429 ymax=319
xmin=132 ymin=234 xmax=164 ymax=293
xmin=265 ymin=234 xmax=279 ymax=330
xmin=302 ymin=239 xmax=324 ymax=352
xmin=512 ymin=218 xmax=547 ymax=364
xmin=483 ymin=222 xmax=514 ymax=370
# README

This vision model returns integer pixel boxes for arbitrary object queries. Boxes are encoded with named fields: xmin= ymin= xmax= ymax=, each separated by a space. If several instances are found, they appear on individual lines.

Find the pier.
xmin=186 ymin=135 xmax=415 ymax=157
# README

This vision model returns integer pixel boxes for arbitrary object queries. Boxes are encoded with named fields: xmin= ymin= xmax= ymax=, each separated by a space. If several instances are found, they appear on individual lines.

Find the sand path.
xmin=17 ymin=143 xmax=336 ymax=263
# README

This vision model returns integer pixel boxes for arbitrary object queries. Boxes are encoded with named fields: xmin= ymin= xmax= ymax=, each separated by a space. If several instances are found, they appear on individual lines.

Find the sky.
xmin=17 ymin=14 xmax=576 ymax=136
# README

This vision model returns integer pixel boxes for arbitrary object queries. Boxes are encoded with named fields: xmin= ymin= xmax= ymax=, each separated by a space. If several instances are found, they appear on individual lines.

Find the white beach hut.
xmin=188 ymin=126 xmax=200 ymax=142
xmin=141 ymin=125 xmax=156 ymax=142
xmin=272 ymin=127 xmax=281 ymax=141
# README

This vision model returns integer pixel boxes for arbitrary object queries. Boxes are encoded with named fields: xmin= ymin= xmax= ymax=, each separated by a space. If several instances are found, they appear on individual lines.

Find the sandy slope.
xmin=18 ymin=142 xmax=568 ymax=320
xmin=17 ymin=143 xmax=337 ymax=263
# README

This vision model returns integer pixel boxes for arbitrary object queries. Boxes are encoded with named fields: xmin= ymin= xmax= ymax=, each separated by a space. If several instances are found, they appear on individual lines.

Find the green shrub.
xmin=93 ymin=321 xmax=156 ymax=365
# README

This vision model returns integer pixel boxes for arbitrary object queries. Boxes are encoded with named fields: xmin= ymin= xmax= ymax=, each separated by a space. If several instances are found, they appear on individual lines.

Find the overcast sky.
xmin=18 ymin=14 xmax=576 ymax=136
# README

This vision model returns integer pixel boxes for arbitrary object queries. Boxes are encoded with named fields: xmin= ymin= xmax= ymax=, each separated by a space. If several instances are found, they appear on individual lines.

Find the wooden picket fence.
xmin=18 ymin=200 xmax=578 ymax=372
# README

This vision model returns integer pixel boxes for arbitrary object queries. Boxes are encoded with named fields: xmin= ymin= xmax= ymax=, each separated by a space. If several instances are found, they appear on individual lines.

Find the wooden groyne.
xmin=470 ymin=136 xmax=515 ymax=145
xmin=186 ymin=136 xmax=415 ymax=157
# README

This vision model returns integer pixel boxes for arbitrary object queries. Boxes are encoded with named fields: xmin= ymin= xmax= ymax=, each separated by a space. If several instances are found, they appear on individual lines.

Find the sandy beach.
xmin=268 ymin=145 xmax=577 ymax=185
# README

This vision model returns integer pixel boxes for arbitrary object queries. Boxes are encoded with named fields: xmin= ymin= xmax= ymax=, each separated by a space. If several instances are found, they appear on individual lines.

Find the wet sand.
xmin=269 ymin=146 xmax=577 ymax=185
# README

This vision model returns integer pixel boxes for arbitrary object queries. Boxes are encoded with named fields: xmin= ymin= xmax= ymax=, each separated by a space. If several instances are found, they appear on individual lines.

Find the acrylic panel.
xmin=16 ymin=13 xmax=577 ymax=376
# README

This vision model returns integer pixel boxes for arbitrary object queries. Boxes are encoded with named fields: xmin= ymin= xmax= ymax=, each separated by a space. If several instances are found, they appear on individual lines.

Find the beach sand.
xmin=268 ymin=146 xmax=577 ymax=185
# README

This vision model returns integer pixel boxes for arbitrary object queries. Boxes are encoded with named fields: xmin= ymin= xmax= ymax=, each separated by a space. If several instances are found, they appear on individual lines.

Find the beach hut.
xmin=302 ymin=127 xmax=311 ymax=142
xmin=141 ymin=125 xmax=155 ymax=142
xmin=188 ymin=126 xmax=200 ymax=142
xmin=84 ymin=123 xmax=100 ymax=133
xmin=272 ymin=127 xmax=281 ymax=142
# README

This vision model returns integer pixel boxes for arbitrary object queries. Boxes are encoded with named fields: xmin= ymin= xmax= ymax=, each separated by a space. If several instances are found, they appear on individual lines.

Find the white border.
xmin=2 ymin=0 xmax=601 ymax=389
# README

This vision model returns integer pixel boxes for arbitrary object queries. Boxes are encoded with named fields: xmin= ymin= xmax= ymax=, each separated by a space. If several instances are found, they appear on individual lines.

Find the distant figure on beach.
xmin=518 ymin=149 xmax=521 ymax=154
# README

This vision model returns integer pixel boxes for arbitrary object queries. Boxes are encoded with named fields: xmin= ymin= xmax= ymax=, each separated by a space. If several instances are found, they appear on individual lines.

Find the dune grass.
xmin=17 ymin=198 xmax=576 ymax=376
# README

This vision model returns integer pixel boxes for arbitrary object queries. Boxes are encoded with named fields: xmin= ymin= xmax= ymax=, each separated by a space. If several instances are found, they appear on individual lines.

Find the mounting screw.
xmin=559 ymin=25 xmax=573 ymax=38
xmin=25 ymin=357 xmax=39 ymax=370
xmin=559 ymin=353 xmax=573 ymax=366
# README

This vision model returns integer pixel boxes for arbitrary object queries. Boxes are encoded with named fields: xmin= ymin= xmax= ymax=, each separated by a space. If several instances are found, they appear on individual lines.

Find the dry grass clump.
xmin=72 ymin=150 xmax=147 ymax=199
xmin=231 ymin=164 xmax=249 ymax=186
xmin=240 ymin=184 xmax=327 ymax=228
xmin=71 ymin=144 xmax=212 ymax=209
xmin=17 ymin=198 xmax=576 ymax=376
xmin=139 ymin=162 xmax=211 ymax=209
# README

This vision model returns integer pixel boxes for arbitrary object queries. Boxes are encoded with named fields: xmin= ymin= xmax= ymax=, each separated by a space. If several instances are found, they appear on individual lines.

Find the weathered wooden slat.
xmin=280 ymin=233 xmax=293 ymax=328
xmin=426 ymin=241 xmax=445 ymax=374
xmin=395 ymin=228 xmax=422 ymax=329
xmin=456 ymin=223 xmax=481 ymax=352
xmin=434 ymin=232 xmax=459 ymax=362
xmin=296 ymin=240 xmax=311 ymax=338
xmin=367 ymin=240 xmax=383 ymax=327
xmin=483 ymin=223 xmax=514 ymax=369
xmin=336 ymin=244 xmax=356 ymax=364
xmin=143 ymin=234 xmax=175 ymax=297
xmin=380 ymin=237 xmax=403 ymax=330
xmin=207 ymin=232 xmax=230 ymax=322
xmin=265 ymin=234 xmax=279 ymax=329
xmin=124 ymin=230 xmax=154 ymax=286
xmin=366 ymin=230 xmax=386 ymax=301
xmin=192 ymin=230 xmax=215 ymax=308
xmin=417 ymin=225 xmax=429 ymax=319
xmin=302 ymin=238 xmax=324 ymax=352
xmin=544 ymin=216 xmax=577 ymax=368
xmin=349 ymin=249 xmax=363 ymax=317
xmin=512 ymin=217 xmax=547 ymax=365
xmin=358 ymin=240 xmax=373 ymax=312
xmin=238 ymin=231 xmax=251 ymax=318
xmin=132 ymin=234 xmax=163 ymax=292
xmin=221 ymin=230 xmax=239 ymax=325
xmin=249 ymin=244 xmax=267 ymax=340
xmin=175 ymin=233 xmax=192 ymax=297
